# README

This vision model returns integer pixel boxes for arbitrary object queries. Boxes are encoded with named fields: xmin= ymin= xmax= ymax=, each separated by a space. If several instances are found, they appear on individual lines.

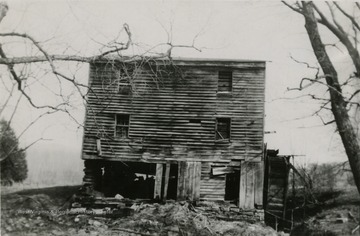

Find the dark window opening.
xmin=115 ymin=114 xmax=130 ymax=138
xmin=189 ymin=119 xmax=201 ymax=124
xmin=218 ymin=71 xmax=232 ymax=92
xmin=216 ymin=118 xmax=231 ymax=140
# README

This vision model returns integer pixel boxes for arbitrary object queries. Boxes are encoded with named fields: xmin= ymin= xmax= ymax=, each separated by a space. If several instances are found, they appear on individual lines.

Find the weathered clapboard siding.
xmin=81 ymin=58 xmax=266 ymax=207
xmin=200 ymin=162 xmax=226 ymax=201
xmin=177 ymin=161 xmax=201 ymax=200
xmin=82 ymin=60 xmax=265 ymax=163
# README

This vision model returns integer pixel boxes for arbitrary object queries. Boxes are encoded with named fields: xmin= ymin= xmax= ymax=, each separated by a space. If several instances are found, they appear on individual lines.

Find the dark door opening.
xmin=225 ymin=170 xmax=240 ymax=203
xmin=166 ymin=164 xmax=178 ymax=200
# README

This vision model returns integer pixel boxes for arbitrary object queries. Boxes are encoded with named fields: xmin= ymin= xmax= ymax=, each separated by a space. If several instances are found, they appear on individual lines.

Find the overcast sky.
xmin=1 ymin=0 xmax=354 ymax=185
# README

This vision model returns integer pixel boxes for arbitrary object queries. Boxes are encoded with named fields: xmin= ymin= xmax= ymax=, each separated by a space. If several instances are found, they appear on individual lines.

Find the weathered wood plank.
xmin=194 ymin=162 xmax=201 ymax=200
xmin=154 ymin=164 xmax=163 ymax=199
xmin=185 ymin=162 xmax=192 ymax=199
xmin=254 ymin=162 xmax=264 ymax=208
xmin=244 ymin=162 xmax=255 ymax=209
xmin=239 ymin=161 xmax=246 ymax=209
xmin=177 ymin=162 xmax=186 ymax=200
xmin=163 ymin=164 xmax=170 ymax=200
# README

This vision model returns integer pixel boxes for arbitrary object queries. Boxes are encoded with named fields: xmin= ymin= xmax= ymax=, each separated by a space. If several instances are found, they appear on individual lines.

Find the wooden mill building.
xmin=81 ymin=57 xmax=266 ymax=210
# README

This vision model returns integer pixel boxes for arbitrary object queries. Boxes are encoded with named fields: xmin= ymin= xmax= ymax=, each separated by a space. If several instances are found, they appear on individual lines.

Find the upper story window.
xmin=117 ymin=68 xmax=132 ymax=95
xmin=217 ymin=71 xmax=232 ymax=93
xmin=115 ymin=114 xmax=130 ymax=138
xmin=216 ymin=118 xmax=231 ymax=140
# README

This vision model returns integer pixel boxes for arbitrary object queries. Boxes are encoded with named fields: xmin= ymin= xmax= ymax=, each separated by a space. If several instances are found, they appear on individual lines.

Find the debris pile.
xmin=108 ymin=201 xmax=276 ymax=236
xmin=2 ymin=190 xmax=278 ymax=236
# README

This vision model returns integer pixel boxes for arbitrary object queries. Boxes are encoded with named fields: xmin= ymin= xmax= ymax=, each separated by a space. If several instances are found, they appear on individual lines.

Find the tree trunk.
xmin=302 ymin=2 xmax=360 ymax=194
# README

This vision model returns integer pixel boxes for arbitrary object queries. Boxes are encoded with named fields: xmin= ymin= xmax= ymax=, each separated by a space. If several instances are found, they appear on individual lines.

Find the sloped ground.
xmin=290 ymin=187 xmax=360 ymax=236
xmin=1 ymin=186 xmax=279 ymax=236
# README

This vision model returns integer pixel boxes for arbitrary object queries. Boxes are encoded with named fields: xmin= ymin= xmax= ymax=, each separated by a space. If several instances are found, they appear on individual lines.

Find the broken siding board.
xmin=211 ymin=166 xmax=236 ymax=176
xmin=154 ymin=163 xmax=163 ymax=199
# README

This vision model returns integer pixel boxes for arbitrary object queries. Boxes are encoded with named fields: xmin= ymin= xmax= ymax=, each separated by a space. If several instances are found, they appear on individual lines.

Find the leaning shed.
xmin=81 ymin=57 xmax=266 ymax=210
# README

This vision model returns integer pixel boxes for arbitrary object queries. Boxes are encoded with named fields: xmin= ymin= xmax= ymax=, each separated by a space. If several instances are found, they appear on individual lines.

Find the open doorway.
xmin=225 ymin=170 xmax=240 ymax=203
xmin=102 ymin=161 xmax=156 ymax=199
xmin=164 ymin=163 xmax=178 ymax=200
xmin=100 ymin=161 xmax=179 ymax=200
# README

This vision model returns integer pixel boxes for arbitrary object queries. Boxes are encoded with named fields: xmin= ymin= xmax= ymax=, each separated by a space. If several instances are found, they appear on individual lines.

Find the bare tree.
xmin=283 ymin=1 xmax=360 ymax=194
xmin=0 ymin=3 xmax=201 ymax=162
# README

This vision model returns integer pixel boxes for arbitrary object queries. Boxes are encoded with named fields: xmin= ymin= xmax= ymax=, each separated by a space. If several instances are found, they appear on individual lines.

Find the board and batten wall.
xmin=82 ymin=59 xmax=266 ymax=209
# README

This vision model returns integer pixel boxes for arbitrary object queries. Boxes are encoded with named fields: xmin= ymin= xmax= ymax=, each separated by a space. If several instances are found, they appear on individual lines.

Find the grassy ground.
xmin=1 ymin=185 xmax=81 ymax=236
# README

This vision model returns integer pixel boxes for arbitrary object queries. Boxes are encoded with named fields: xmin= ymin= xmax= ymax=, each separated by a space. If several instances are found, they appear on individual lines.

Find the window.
xmin=216 ymin=118 xmax=231 ymax=140
xmin=117 ymin=68 xmax=132 ymax=95
xmin=217 ymin=71 xmax=232 ymax=92
xmin=115 ymin=114 xmax=130 ymax=138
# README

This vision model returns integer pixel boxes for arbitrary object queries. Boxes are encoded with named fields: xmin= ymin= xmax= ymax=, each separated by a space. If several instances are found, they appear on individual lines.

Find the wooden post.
xmin=163 ymin=164 xmax=170 ymax=200
xmin=154 ymin=163 xmax=163 ymax=200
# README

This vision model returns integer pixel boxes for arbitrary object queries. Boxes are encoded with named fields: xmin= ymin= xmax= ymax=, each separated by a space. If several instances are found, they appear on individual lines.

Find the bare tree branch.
xmin=0 ymin=44 xmax=22 ymax=89
xmin=348 ymin=89 xmax=360 ymax=102
xmin=97 ymin=23 xmax=132 ymax=57
xmin=333 ymin=2 xmax=360 ymax=31
xmin=287 ymin=76 xmax=342 ymax=96
xmin=0 ymin=83 xmax=15 ymax=117
xmin=315 ymin=113 xmax=335 ymax=126
xmin=312 ymin=2 xmax=360 ymax=75
xmin=283 ymin=1 xmax=360 ymax=75
xmin=281 ymin=1 xmax=303 ymax=14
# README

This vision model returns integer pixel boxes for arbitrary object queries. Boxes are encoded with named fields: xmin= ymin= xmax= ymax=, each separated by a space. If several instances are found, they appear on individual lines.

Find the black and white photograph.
xmin=0 ymin=1 xmax=359 ymax=235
